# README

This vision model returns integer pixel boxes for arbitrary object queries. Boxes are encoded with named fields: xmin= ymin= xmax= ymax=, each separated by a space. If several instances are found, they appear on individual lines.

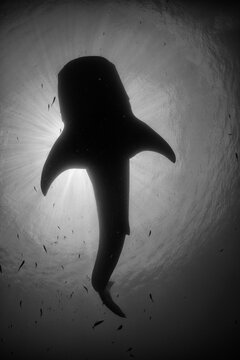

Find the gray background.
xmin=0 ymin=1 xmax=239 ymax=359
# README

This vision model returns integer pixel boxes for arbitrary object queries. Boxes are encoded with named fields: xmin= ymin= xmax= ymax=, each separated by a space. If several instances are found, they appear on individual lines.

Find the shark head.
xmin=58 ymin=56 xmax=132 ymax=128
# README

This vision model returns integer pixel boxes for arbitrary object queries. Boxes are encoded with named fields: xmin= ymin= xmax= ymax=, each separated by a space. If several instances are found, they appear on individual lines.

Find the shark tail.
xmin=98 ymin=281 xmax=126 ymax=318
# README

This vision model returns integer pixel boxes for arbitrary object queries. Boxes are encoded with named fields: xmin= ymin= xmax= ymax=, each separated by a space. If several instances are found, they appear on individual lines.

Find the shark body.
xmin=41 ymin=56 xmax=176 ymax=317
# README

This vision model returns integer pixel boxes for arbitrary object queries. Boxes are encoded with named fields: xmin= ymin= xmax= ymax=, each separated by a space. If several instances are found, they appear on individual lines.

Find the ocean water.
xmin=0 ymin=1 xmax=240 ymax=359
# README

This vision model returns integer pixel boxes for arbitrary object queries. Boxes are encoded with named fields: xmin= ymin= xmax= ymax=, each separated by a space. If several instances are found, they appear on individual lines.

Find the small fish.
xmin=148 ymin=230 xmax=151 ymax=237
xmin=126 ymin=347 xmax=133 ymax=352
xmin=228 ymin=133 xmax=232 ymax=136
xmin=19 ymin=300 xmax=22 ymax=308
xmin=78 ymin=254 xmax=81 ymax=258
xmin=117 ymin=325 xmax=123 ymax=330
xmin=40 ymin=308 xmax=43 ymax=317
xmin=43 ymin=245 xmax=47 ymax=253
xmin=149 ymin=316 xmax=152 ymax=320
xmin=41 ymin=83 xmax=43 ymax=88
xmin=53 ymin=203 xmax=55 ymax=207
xmin=83 ymin=285 xmax=88 ymax=293
xmin=34 ymin=186 xmax=37 ymax=192
xmin=235 ymin=152 xmax=238 ymax=161
xmin=219 ymin=248 xmax=224 ymax=253
xmin=70 ymin=291 xmax=74 ymax=298
xmin=57 ymin=226 xmax=61 ymax=230
xmin=35 ymin=262 xmax=37 ymax=268
xmin=17 ymin=137 xmax=19 ymax=141
xmin=17 ymin=260 xmax=25 ymax=272
xmin=61 ymin=265 xmax=64 ymax=270
xmin=228 ymin=113 xmax=231 ymax=119
xmin=72 ymin=230 xmax=74 ymax=233
xmin=149 ymin=293 xmax=154 ymax=302
xmin=0 ymin=264 xmax=2 ymax=273
xmin=92 ymin=320 xmax=104 ymax=329
xmin=51 ymin=96 xmax=56 ymax=106
xmin=64 ymin=236 xmax=67 ymax=239
xmin=17 ymin=233 xmax=19 ymax=239
xmin=48 ymin=104 xmax=50 ymax=111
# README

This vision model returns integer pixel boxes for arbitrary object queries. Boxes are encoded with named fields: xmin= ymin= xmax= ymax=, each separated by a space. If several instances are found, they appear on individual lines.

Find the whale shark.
xmin=41 ymin=56 xmax=176 ymax=317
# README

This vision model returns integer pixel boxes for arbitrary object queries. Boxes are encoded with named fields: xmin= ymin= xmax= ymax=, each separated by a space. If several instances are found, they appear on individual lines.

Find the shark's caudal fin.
xmin=98 ymin=281 xmax=126 ymax=318
xmin=126 ymin=117 xmax=176 ymax=163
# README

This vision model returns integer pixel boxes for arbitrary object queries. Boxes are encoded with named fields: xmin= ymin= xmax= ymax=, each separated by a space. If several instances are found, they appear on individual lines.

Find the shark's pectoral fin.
xmin=127 ymin=117 xmax=176 ymax=163
xmin=41 ymin=134 xmax=73 ymax=195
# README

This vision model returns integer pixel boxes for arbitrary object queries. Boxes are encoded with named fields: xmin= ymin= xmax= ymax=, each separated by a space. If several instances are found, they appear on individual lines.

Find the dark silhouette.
xmin=17 ymin=260 xmax=25 ymax=272
xmin=92 ymin=320 xmax=104 ymax=329
xmin=41 ymin=56 xmax=176 ymax=317
xmin=83 ymin=285 xmax=88 ymax=293
xmin=51 ymin=96 xmax=56 ymax=106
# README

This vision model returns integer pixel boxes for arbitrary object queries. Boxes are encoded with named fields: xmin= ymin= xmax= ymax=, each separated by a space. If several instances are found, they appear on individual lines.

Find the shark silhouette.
xmin=41 ymin=56 xmax=176 ymax=317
